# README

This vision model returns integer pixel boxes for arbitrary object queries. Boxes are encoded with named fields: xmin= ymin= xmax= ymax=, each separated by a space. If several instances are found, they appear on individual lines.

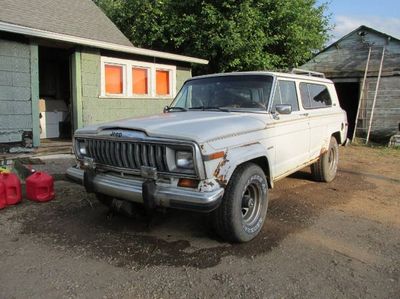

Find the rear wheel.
xmin=311 ymin=136 xmax=339 ymax=182
xmin=211 ymin=163 xmax=268 ymax=243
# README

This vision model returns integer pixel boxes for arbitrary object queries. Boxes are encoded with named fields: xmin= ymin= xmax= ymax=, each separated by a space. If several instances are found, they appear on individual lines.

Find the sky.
xmin=318 ymin=0 xmax=400 ymax=44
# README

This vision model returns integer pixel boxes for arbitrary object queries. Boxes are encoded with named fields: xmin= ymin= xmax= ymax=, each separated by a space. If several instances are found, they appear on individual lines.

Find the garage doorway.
xmin=334 ymin=82 xmax=360 ymax=138
xmin=38 ymin=46 xmax=73 ymax=141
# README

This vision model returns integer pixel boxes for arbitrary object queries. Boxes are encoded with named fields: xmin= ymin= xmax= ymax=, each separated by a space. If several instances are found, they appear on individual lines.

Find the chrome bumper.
xmin=66 ymin=167 xmax=224 ymax=212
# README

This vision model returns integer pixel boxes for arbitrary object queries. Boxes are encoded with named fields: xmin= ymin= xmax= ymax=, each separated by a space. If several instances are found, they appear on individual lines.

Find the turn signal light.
xmin=178 ymin=178 xmax=199 ymax=188
xmin=204 ymin=151 xmax=225 ymax=161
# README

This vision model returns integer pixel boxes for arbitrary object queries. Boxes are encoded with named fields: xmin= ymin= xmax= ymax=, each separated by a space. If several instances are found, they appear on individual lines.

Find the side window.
xmin=271 ymin=80 xmax=299 ymax=112
xmin=300 ymin=83 xmax=332 ymax=109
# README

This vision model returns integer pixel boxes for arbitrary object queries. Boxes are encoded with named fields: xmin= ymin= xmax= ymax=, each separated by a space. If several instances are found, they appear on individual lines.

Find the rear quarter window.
xmin=299 ymin=83 xmax=332 ymax=109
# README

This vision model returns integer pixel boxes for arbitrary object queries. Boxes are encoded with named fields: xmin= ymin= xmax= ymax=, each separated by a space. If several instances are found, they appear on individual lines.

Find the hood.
xmin=75 ymin=111 xmax=267 ymax=143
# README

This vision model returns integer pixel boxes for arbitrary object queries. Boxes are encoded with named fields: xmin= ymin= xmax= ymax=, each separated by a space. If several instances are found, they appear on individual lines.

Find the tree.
xmin=94 ymin=0 xmax=330 ymax=75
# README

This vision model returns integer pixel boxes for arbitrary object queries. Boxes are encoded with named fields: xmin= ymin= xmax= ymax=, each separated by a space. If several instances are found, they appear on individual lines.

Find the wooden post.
xmin=366 ymin=47 xmax=385 ymax=144
xmin=30 ymin=43 xmax=40 ymax=147
xmin=71 ymin=49 xmax=83 ymax=131
xmin=352 ymin=47 xmax=371 ymax=142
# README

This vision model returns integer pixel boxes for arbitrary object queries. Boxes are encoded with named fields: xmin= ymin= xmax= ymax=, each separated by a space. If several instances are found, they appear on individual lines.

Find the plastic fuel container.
xmin=26 ymin=172 xmax=55 ymax=202
xmin=0 ymin=173 xmax=22 ymax=205
xmin=0 ymin=181 xmax=6 ymax=209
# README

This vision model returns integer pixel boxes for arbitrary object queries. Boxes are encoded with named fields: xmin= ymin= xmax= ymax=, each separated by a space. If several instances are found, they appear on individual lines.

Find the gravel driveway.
xmin=0 ymin=146 xmax=399 ymax=298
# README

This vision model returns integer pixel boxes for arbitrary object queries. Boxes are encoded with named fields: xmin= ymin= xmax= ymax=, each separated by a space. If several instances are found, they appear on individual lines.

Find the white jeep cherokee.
xmin=67 ymin=70 xmax=348 ymax=243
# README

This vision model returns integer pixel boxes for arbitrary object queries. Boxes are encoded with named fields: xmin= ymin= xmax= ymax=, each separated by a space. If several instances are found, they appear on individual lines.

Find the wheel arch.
xmin=214 ymin=143 xmax=274 ymax=188
xmin=332 ymin=131 xmax=342 ymax=145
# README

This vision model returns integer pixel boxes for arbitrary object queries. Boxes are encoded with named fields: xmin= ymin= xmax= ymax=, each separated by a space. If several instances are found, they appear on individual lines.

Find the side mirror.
xmin=163 ymin=106 xmax=169 ymax=113
xmin=275 ymin=104 xmax=292 ymax=115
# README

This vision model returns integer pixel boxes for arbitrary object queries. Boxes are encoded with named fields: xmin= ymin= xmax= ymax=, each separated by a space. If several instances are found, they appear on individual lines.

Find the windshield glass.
xmin=171 ymin=75 xmax=273 ymax=111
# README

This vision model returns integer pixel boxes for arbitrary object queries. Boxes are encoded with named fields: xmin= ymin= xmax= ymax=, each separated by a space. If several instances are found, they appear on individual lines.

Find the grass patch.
xmin=350 ymin=138 xmax=400 ymax=156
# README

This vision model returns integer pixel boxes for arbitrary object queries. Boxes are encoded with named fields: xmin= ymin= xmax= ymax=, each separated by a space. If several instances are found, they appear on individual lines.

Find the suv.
xmin=67 ymin=70 xmax=348 ymax=243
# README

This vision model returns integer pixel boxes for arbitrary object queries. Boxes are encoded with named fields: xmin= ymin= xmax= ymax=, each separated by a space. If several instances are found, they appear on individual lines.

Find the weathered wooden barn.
xmin=302 ymin=25 xmax=400 ymax=142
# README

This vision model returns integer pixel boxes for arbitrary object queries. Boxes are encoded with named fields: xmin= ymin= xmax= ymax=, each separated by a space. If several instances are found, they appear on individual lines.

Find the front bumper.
xmin=66 ymin=167 xmax=224 ymax=212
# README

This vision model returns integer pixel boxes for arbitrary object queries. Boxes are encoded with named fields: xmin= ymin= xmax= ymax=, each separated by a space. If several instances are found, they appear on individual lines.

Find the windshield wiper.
xmin=189 ymin=106 xmax=230 ymax=112
xmin=164 ymin=106 xmax=187 ymax=112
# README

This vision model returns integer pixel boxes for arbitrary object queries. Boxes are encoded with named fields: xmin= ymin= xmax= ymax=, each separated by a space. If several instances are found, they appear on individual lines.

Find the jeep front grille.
xmin=84 ymin=139 xmax=169 ymax=172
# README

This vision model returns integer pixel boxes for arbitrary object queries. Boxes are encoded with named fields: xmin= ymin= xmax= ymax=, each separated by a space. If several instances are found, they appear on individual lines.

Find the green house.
xmin=0 ymin=0 xmax=207 ymax=150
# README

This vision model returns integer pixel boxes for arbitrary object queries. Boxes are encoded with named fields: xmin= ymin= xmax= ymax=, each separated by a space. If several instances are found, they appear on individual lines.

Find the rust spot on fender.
xmin=213 ymin=152 xmax=229 ymax=186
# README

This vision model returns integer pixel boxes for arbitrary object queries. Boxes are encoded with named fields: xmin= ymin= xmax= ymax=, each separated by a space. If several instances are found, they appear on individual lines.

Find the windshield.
xmin=171 ymin=75 xmax=273 ymax=111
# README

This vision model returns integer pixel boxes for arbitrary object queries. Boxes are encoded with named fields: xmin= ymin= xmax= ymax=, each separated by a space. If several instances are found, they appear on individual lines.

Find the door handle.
xmin=300 ymin=113 xmax=309 ymax=117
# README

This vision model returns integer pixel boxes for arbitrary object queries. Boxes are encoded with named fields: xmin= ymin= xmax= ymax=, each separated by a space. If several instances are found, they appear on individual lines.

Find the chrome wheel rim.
xmin=241 ymin=183 xmax=262 ymax=226
xmin=328 ymin=147 xmax=337 ymax=172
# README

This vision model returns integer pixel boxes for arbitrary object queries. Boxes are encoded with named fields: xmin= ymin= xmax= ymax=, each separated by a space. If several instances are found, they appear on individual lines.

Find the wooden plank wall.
xmin=0 ymin=38 xmax=32 ymax=143
xmin=302 ymin=29 xmax=400 ymax=139
xmin=303 ymin=30 xmax=400 ymax=78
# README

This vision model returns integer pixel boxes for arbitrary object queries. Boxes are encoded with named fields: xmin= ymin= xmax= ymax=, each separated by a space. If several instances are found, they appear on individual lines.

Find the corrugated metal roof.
xmin=0 ymin=0 xmax=133 ymax=47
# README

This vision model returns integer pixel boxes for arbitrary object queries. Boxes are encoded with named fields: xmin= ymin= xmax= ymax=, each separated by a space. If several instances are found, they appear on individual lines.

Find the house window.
xmin=105 ymin=64 xmax=123 ymax=94
xmin=101 ymin=57 xmax=176 ymax=98
xmin=132 ymin=67 xmax=148 ymax=95
xmin=156 ymin=69 xmax=170 ymax=96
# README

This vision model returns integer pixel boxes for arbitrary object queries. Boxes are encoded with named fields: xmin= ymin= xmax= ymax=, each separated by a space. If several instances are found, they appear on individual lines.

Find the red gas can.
xmin=26 ymin=172 xmax=55 ymax=202
xmin=0 ymin=173 xmax=22 ymax=205
xmin=0 ymin=181 xmax=6 ymax=209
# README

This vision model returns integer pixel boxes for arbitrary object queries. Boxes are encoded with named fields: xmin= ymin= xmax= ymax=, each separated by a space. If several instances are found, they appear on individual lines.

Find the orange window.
xmin=132 ymin=67 xmax=148 ymax=95
xmin=156 ymin=70 xmax=170 ymax=95
xmin=105 ymin=64 xmax=123 ymax=94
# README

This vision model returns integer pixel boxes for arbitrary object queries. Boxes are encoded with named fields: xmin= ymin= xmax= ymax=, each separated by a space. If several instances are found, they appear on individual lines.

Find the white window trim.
xmin=100 ymin=56 xmax=176 ymax=99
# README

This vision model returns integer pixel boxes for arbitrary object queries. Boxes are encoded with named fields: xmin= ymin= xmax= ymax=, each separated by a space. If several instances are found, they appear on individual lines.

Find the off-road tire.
xmin=311 ymin=136 xmax=339 ymax=182
xmin=211 ymin=163 xmax=268 ymax=243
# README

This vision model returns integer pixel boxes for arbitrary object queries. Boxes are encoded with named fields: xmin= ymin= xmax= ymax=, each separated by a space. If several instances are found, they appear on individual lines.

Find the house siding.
xmin=0 ymin=38 xmax=32 ymax=143
xmin=79 ymin=48 xmax=191 ymax=126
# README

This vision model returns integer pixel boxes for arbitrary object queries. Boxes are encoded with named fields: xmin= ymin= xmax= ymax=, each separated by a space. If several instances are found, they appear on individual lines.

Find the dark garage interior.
xmin=334 ymin=82 xmax=360 ymax=138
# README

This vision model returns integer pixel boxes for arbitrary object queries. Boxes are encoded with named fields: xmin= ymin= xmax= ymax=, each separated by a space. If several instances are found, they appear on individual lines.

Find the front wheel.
xmin=211 ymin=163 xmax=269 ymax=243
xmin=311 ymin=136 xmax=339 ymax=182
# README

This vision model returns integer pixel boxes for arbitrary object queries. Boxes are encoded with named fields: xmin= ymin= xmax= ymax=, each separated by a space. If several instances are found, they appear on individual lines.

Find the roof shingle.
xmin=0 ymin=0 xmax=133 ymax=47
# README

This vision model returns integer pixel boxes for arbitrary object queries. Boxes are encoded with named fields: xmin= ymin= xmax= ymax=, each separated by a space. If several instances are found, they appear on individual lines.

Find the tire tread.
xmin=212 ymin=163 xmax=266 ymax=242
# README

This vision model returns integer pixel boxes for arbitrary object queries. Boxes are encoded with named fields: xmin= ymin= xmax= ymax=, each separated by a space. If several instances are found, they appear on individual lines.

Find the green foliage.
xmin=94 ymin=0 xmax=330 ymax=74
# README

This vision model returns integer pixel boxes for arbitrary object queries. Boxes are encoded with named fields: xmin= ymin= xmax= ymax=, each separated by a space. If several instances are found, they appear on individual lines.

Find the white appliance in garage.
xmin=39 ymin=99 xmax=68 ymax=139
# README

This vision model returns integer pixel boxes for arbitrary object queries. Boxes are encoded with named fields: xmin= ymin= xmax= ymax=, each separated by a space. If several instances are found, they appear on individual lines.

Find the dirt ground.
xmin=0 ymin=145 xmax=399 ymax=298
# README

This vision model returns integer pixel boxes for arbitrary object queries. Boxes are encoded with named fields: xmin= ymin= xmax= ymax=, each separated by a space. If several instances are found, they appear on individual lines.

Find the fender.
xmin=213 ymin=142 xmax=274 ymax=188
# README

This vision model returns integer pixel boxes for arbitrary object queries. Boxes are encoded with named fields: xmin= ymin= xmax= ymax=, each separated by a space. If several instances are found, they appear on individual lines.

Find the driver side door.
xmin=269 ymin=79 xmax=310 ymax=179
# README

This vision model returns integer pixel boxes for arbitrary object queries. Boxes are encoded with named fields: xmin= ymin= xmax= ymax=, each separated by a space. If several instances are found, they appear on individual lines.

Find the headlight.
xmin=76 ymin=140 xmax=87 ymax=156
xmin=176 ymin=151 xmax=194 ymax=169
